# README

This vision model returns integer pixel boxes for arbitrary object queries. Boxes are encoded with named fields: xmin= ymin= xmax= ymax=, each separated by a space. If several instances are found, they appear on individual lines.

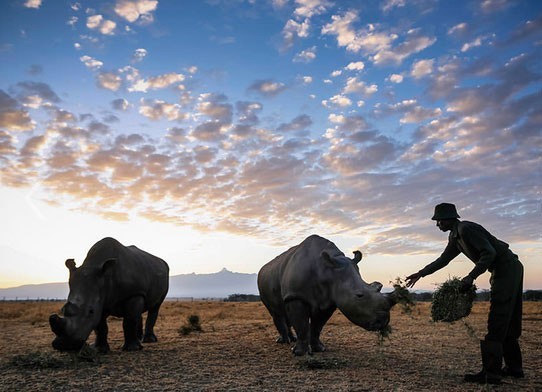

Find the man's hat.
xmin=432 ymin=203 xmax=460 ymax=220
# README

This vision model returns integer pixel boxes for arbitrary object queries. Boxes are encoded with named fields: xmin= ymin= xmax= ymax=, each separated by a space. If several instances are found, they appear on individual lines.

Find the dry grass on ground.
xmin=0 ymin=301 xmax=541 ymax=391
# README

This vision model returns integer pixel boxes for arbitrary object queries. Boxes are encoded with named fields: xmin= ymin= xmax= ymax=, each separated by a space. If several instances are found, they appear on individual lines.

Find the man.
xmin=405 ymin=203 xmax=524 ymax=385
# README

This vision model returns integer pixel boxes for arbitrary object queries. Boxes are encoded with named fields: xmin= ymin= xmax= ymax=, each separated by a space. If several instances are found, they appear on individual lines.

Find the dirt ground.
xmin=0 ymin=301 xmax=540 ymax=392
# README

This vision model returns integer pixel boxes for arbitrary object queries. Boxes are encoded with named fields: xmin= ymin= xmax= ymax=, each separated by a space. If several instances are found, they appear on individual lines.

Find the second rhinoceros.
xmin=258 ymin=234 xmax=396 ymax=356
xmin=49 ymin=237 xmax=169 ymax=353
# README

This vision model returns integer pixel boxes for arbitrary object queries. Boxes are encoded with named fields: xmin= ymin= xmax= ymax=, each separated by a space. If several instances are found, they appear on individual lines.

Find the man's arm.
xmin=406 ymin=240 xmax=460 ymax=287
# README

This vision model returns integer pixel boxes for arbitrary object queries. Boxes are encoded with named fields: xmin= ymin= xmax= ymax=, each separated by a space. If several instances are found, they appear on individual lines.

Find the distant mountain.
xmin=0 ymin=268 xmax=258 ymax=300
xmin=168 ymin=268 xmax=258 ymax=299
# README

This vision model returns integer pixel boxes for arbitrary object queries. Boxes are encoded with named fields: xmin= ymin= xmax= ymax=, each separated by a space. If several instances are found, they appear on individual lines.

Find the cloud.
xmin=86 ymin=15 xmax=116 ymax=35
xmin=139 ymin=99 xmax=185 ymax=121
xmin=447 ymin=22 xmax=468 ymax=36
xmin=322 ymin=14 xmax=436 ymax=65
xmin=293 ymin=46 xmax=317 ymax=63
xmin=381 ymin=0 xmax=405 ymax=12
xmin=197 ymin=93 xmax=233 ymax=123
xmin=502 ymin=15 xmax=542 ymax=45
xmin=389 ymin=73 xmax=403 ymax=83
xmin=114 ymin=0 xmax=158 ymax=23
xmin=480 ymin=0 xmax=513 ymax=13
xmin=11 ymin=81 xmax=61 ymax=105
xmin=132 ymin=48 xmax=148 ymax=63
xmin=277 ymin=114 xmax=312 ymax=132
xmin=128 ymin=72 xmax=185 ymax=93
xmin=411 ymin=59 xmax=434 ymax=78
xmin=248 ymin=80 xmax=287 ymax=97
xmin=80 ymin=55 xmax=103 ymax=70
xmin=374 ymin=100 xmax=442 ymax=124
xmin=23 ymin=0 xmax=41 ymax=9
xmin=294 ymin=0 xmax=333 ymax=19
xmin=111 ymin=98 xmax=130 ymax=111
xmin=236 ymin=101 xmax=262 ymax=126
xmin=97 ymin=72 xmax=122 ymax=91
xmin=322 ymin=94 xmax=352 ymax=108
xmin=0 ymin=90 xmax=35 ymax=131
xmin=342 ymin=77 xmax=378 ymax=96
xmin=345 ymin=61 xmax=365 ymax=72
xmin=281 ymin=18 xmax=310 ymax=50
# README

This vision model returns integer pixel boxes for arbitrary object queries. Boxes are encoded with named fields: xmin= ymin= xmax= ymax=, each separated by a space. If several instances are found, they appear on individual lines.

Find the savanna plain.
xmin=1 ymin=301 xmax=540 ymax=392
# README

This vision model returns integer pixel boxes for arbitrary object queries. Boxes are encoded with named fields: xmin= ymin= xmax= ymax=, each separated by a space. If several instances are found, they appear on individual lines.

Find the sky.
xmin=0 ymin=0 xmax=541 ymax=291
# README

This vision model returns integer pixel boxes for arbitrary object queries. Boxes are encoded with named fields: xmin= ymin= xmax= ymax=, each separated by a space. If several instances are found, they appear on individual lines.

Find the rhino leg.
xmin=137 ymin=315 xmax=143 ymax=341
xmin=142 ymin=305 xmax=161 ymax=343
xmin=93 ymin=316 xmax=110 ymax=353
xmin=268 ymin=310 xmax=293 ymax=343
xmin=310 ymin=307 xmax=334 ymax=353
xmin=285 ymin=300 xmax=311 ymax=356
xmin=122 ymin=296 xmax=145 ymax=351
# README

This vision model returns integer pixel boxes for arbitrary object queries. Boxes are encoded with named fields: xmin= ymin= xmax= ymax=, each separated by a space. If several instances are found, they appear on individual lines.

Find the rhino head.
xmin=49 ymin=258 xmax=115 ymax=351
xmin=321 ymin=250 xmax=396 ymax=331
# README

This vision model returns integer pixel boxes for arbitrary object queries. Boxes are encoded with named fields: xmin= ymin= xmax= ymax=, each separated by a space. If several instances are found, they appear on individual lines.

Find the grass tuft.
xmin=179 ymin=314 xmax=203 ymax=335
xmin=431 ymin=277 xmax=476 ymax=322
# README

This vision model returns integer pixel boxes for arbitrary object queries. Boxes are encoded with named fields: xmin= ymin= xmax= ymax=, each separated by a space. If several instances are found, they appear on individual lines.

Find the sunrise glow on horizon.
xmin=1 ymin=0 xmax=541 ymax=291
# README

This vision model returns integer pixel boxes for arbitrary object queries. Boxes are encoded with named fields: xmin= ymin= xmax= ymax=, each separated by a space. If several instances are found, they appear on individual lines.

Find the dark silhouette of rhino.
xmin=258 ymin=234 xmax=396 ymax=356
xmin=49 ymin=237 xmax=169 ymax=353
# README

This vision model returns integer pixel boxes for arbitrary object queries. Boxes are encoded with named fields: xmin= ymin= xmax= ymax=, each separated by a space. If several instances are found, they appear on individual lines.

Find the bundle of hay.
xmin=431 ymin=277 xmax=477 ymax=322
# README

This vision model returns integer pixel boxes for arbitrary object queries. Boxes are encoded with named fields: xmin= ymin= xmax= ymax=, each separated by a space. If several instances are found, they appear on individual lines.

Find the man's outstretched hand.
xmin=405 ymin=272 xmax=421 ymax=288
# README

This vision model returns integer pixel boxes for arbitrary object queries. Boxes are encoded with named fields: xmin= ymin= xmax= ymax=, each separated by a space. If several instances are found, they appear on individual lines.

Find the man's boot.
xmin=502 ymin=338 xmax=524 ymax=378
xmin=464 ymin=340 xmax=503 ymax=385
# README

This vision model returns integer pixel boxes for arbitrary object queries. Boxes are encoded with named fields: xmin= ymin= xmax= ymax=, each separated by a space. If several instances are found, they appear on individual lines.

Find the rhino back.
xmin=259 ymin=235 xmax=342 ymax=307
xmin=82 ymin=238 xmax=169 ymax=310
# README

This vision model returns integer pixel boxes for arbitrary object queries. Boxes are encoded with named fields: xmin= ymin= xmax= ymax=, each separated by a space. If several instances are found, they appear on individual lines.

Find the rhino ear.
xmin=65 ymin=259 xmax=76 ymax=272
xmin=321 ymin=251 xmax=333 ymax=266
xmin=99 ymin=258 xmax=116 ymax=275
xmin=352 ymin=250 xmax=362 ymax=264
xmin=321 ymin=251 xmax=344 ymax=268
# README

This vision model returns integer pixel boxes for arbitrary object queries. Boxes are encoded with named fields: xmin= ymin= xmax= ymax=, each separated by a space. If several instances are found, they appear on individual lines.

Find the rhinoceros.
xmin=258 ymin=234 xmax=396 ymax=356
xmin=49 ymin=237 xmax=169 ymax=353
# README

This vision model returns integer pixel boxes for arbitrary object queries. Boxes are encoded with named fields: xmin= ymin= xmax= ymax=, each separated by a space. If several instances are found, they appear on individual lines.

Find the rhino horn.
xmin=65 ymin=259 xmax=76 ymax=272
xmin=49 ymin=314 xmax=65 ymax=335
xmin=386 ymin=291 xmax=398 ymax=307
xmin=352 ymin=250 xmax=362 ymax=264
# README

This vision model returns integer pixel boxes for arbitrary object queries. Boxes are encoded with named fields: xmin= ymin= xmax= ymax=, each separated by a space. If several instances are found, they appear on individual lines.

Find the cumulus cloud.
xmin=97 ymin=72 xmax=122 ymax=91
xmin=114 ymin=0 xmax=158 ymax=23
xmin=132 ymin=48 xmax=148 ymax=63
xmin=448 ymin=22 xmax=468 ymax=36
xmin=139 ymin=99 xmax=185 ymax=121
xmin=0 ymin=90 xmax=35 ymax=131
xmin=374 ymin=100 xmax=442 ymax=124
xmin=128 ymin=72 xmax=185 ymax=93
xmin=411 ymin=59 xmax=434 ymax=78
xmin=86 ymin=15 xmax=116 ymax=35
xmin=111 ymin=98 xmax=130 ymax=111
xmin=294 ymin=0 xmax=333 ymax=19
xmin=322 ymin=13 xmax=436 ymax=65
xmin=281 ymin=18 xmax=310 ymax=50
xmin=389 ymin=73 xmax=403 ymax=83
xmin=345 ymin=61 xmax=365 ymax=72
xmin=277 ymin=114 xmax=312 ymax=132
xmin=248 ymin=80 xmax=287 ymax=97
xmin=23 ymin=0 xmax=41 ymax=9
xmin=293 ymin=46 xmax=317 ymax=63
xmin=80 ymin=55 xmax=103 ymax=70
xmin=343 ymin=77 xmax=378 ymax=96
xmin=322 ymin=94 xmax=352 ymax=108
